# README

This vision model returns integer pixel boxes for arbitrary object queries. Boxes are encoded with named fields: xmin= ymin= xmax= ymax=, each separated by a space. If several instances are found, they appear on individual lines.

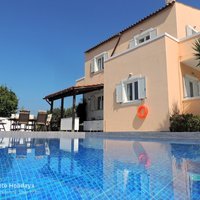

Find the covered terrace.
xmin=43 ymin=84 xmax=104 ymax=131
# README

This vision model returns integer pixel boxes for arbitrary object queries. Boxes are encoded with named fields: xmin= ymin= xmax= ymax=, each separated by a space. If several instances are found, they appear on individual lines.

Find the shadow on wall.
xmin=131 ymin=101 xmax=147 ymax=130
xmin=112 ymin=89 xmax=147 ymax=130
xmin=182 ymin=99 xmax=200 ymax=115
xmin=111 ymin=88 xmax=173 ymax=131
xmin=159 ymin=102 xmax=180 ymax=131
xmin=158 ymin=113 xmax=171 ymax=131
xmin=132 ymin=112 xmax=145 ymax=130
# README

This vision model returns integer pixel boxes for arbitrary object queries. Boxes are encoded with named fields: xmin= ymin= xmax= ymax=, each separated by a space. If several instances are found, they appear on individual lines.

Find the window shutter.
xmin=129 ymin=39 xmax=136 ymax=49
xmin=198 ymin=82 xmax=200 ymax=96
xmin=116 ymin=83 xmax=123 ymax=103
xmin=186 ymin=26 xmax=193 ymax=37
xmin=184 ymin=78 xmax=190 ymax=97
xmin=138 ymin=77 xmax=146 ymax=99
xmin=193 ymin=80 xmax=199 ymax=97
xmin=90 ymin=59 xmax=95 ymax=73
xmin=150 ymin=29 xmax=157 ymax=39
xmin=103 ymin=52 xmax=108 ymax=61
xmin=185 ymin=25 xmax=197 ymax=37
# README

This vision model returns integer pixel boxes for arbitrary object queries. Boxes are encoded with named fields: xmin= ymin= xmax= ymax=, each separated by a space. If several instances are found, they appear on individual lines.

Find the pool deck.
xmin=0 ymin=131 xmax=200 ymax=143
xmin=85 ymin=132 xmax=200 ymax=144
xmin=0 ymin=131 xmax=85 ymax=139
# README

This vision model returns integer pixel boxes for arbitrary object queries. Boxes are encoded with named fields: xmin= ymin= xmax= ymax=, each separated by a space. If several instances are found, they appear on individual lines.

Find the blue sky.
xmin=0 ymin=0 xmax=199 ymax=114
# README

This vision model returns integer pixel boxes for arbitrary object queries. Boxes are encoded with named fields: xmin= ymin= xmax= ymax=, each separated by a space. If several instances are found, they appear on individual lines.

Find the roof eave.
xmin=85 ymin=1 xmax=175 ymax=53
xmin=44 ymin=84 xmax=104 ymax=101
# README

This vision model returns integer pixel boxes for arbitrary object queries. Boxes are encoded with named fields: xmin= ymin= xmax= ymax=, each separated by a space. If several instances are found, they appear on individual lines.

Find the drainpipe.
xmin=111 ymin=33 xmax=121 ymax=57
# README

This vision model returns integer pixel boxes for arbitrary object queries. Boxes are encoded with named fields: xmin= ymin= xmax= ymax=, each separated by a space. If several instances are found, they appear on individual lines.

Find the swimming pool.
xmin=0 ymin=134 xmax=199 ymax=200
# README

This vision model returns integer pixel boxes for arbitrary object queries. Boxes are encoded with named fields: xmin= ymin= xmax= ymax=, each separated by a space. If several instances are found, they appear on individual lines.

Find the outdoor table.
xmin=8 ymin=117 xmax=17 ymax=131
xmin=8 ymin=116 xmax=36 ymax=131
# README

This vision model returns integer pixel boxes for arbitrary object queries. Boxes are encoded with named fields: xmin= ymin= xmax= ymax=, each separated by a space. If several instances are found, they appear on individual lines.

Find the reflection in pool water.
xmin=0 ymin=137 xmax=199 ymax=199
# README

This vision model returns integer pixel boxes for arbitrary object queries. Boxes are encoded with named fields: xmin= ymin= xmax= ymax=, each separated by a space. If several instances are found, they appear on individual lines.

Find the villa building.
xmin=44 ymin=0 xmax=200 ymax=132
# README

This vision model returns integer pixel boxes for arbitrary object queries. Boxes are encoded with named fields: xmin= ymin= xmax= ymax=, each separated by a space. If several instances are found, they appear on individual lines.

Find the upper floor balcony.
xmin=180 ymin=33 xmax=200 ymax=68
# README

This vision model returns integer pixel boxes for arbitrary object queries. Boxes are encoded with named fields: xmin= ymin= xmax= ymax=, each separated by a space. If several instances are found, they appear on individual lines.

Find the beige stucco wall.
xmin=76 ymin=70 xmax=104 ymax=86
xmin=78 ymin=2 xmax=200 ymax=87
xmin=179 ymin=34 xmax=200 ymax=62
xmin=175 ymin=2 xmax=200 ymax=39
xmin=181 ymin=64 xmax=200 ymax=82
xmin=78 ymin=3 xmax=178 ymax=87
xmin=164 ymin=37 xmax=181 ymax=115
xmin=111 ymin=4 xmax=177 ymax=56
xmin=85 ymin=3 xmax=178 ymax=61
xmin=182 ymin=98 xmax=200 ymax=115
xmin=104 ymin=37 xmax=170 ymax=132
xmin=78 ymin=2 xmax=200 ymax=88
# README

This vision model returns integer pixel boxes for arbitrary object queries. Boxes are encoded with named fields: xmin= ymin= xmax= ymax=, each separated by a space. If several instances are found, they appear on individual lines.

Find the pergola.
xmin=43 ymin=83 xmax=104 ymax=131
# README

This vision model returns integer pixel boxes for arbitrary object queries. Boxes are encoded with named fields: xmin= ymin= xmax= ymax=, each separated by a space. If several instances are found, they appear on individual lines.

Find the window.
xmin=97 ymin=96 xmax=103 ymax=110
xmin=184 ymin=75 xmax=200 ymax=98
xmin=137 ymin=34 xmax=151 ymax=44
xmin=90 ymin=52 xmax=108 ymax=73
xmin=116 ymin=76 xmax=146 ymax=104
xmin=186 ymin=25 xmax=198 ymax=37
xmin=97 ymin=56 xmax=104 ymax=70
xmin=126 ymin=81 xmax=139 ymax=101
xmin=129 ymin=28 xmax=157 ymax=48
xmin=127 ymin=83 xmax=133 ymax=101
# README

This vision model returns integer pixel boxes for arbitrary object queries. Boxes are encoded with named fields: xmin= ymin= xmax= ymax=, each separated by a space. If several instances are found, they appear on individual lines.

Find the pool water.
xmin=0 ymin=136 xmax=199 ymax=200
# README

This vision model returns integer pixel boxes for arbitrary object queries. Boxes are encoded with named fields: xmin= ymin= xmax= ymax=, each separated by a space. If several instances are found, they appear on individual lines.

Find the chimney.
xmin=165 ymin=0 xmax=175 ymax=5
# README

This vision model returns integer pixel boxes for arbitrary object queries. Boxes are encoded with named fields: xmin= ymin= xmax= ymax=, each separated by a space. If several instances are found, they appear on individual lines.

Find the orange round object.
xmin=137 ymin=105 xmax=148 ymax=119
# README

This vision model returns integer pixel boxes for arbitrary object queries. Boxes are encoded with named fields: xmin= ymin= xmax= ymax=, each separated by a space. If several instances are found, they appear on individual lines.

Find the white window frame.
xmin=96 ymin=55 xmax=104 ymax=71
xmin=129 ymin=28 xmax=157 ymax=49
xmin=116 ymin=75 xmax=146 ymax=104
xmin=124 ymin=79 xmax=139 ymax=103
xmin=184 ymin=75 xmax=200 ymax=98
xmin=186 ymin=25 xmax=198 ymax=37
xmin=90 ymin=52 xmax=108 ymax=74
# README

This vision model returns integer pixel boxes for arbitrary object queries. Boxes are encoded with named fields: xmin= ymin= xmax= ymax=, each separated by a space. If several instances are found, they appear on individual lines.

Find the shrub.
xmin=47 ymin=107 xmax=74 ymax=131
xmin=170 ymin=113 xmax=200 ymax=132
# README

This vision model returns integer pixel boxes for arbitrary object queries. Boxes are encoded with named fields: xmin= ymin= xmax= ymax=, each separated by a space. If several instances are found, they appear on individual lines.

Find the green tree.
xmin=0 ymin=86 xmax=18 ymax=117
xmin=48 ymin=107 xmax=74 ymax=131
xmin=193 ymin=38 xmax=200 ymax=67
xmin=77 ymin=100 xmax=87 ymax=123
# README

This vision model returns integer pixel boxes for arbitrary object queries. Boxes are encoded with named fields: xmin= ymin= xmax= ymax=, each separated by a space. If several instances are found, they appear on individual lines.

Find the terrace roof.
xmin=44 ymin=83 xmax=104 ymax=101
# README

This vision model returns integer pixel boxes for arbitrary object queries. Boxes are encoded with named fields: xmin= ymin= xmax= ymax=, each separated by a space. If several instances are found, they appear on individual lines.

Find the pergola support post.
xmin=50 ymin=100 xmax=54 ymax=131
xmin=72 ymin=94 xmax=76 ymax=132
xmin=61 ymin=98 xmax=64 ymax=119
xmin=50 ymin=100 xmax=54 ymax=113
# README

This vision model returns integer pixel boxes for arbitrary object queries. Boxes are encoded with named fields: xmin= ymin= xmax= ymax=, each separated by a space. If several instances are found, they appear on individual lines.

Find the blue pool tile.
xmin=0 ymin=138 xmax=199 ymax=199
